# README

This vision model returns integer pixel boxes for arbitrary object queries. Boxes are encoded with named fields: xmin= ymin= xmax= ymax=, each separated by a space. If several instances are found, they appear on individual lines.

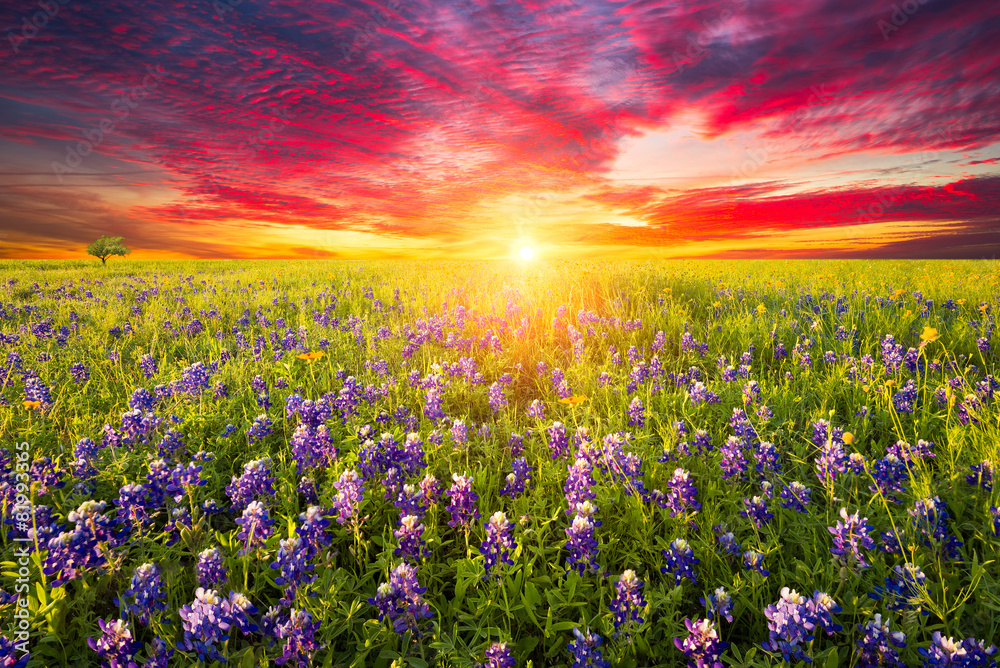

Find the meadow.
xmin=1 ymin=258 xmax=998 ymax=668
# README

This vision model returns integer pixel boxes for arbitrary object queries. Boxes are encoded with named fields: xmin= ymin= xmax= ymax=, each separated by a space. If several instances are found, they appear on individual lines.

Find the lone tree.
xmin=87 ymin=235 xmax=131 ymax=265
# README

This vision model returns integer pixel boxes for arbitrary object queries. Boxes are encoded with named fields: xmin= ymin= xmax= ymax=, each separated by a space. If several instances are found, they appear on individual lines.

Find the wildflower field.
xmin=2 ymin=258 xmax=999 ymax=668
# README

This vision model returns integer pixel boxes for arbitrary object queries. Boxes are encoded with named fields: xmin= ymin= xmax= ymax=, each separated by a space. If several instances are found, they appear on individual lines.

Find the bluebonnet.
xmin=274 ymin=608 xmax=321 ymax=666
xmin=869 ymin=455 xmax=907 ymax=503
xmin=779 ymin=482 xmax=811 ymax=513
xmin=568 ymin=627 xmax=610 ymax=668
xmin=740 ymin=496 xmax=773 ymax=529
xmin=674 ymin=618 xmax=727 ymax=668
xmin=548 ymin=422 xmax=570 ymax=459
xmin=145 ymin=637 xmax=174 ymax=668
xmin=610 ymin=569 xmax=646 ymax=637
xmin=870 ymin=563 xmax=929 ymax=612
xmin=719 ymin=437 xmax=748 ymax=480
xmin=665 ymin=468 xmax=701 ymax=517
xmin=394 ymin=514 xmax=428 ymax=563
xmin=564 ymin=458 xmax=596 ymax=513
xmin=565 ymin=501 xmax=601 ymax=575
xmin=332 ymin=469 xmax=364 ymax=526
xmin=368 ymin=562 xmax=434 ymax=637
xmin=246 ymin=414 xmax=274 ymax=444
xmin=967 ymin=460 xmax=994 ymax=491
xmin=226 ymin=457 xmax=276 ymax=513
xmin=855 ymin=614 xmax=906 ymax=668
xmin=480 ymin=511 xmax=517 ymax=577
xmin=119 ymin=563 xmax=166 ymax=626
xmin=176 ymin=588 xmax=231 ymax=663
xmin=743 ymin=550 xmax=768 ymax=577
xmin=627 ymin=397 xmax=645 ymax=427
xmin=661 ymin=538 xmax=699 ymax=585
xmin=501 ymin=457 xmax=531 ymax=498
xmin=714 ymin=524 xmax=742 ymax=559
xmin=909 ymin=496 xmax=963 ymax=559
xmin=197 ymin=547 xmax=228 ymax=587
xmin=828 ymin=507 xmax=876 ymax=569
xmin=296 ymin=505 xmax=333 ymax=553
xmin=762 ymin=588 xmax=841 ymax=663
xmin=270 ymin=536 xmax=316 ymax=605
xmin=919 ymin=633 xmax=997 ymax=668
xmin=701 ymin=586 xmax=734 ymax=623
xmin=88 ymin=618 xmax=141 ymax=668
xmin=477 ymin=642 xmax=515 ymax=668
xmin=527 ymin=399 xmax=545 ymax=419
xmin=235 ymin=501 xmax=274 ymax=555
xmin=445 ymin=472 xmax=480 ymax=529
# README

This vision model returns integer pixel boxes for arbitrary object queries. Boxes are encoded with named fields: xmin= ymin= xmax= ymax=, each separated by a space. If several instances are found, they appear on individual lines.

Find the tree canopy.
xmin=86 ymin=235 xmax=131 ymax=265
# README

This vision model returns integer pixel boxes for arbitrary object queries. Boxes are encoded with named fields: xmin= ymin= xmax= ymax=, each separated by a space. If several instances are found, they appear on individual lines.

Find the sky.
xmin=1 ymin=0 xmax=999 ymax=260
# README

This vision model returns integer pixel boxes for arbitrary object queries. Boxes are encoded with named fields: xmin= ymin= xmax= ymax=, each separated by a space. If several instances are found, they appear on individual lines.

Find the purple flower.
xmin=564 ymin=458 xmax=597 ymax=513
xmin=740 ymin=496 xmax=773 ymax=529
xmin=145 ymin=637 xmax=173 ymax=668
xmin=674 ymin=618 xmax=727 ymax=668
xmin=909 ymin=496 xmax=963 ymax=559
xmin=274 ymin=608 xmax=321 ymax=666
xmin=869 ymin=455 xmax=908 ymax=504
xmin=714 ymin=524 xmax=742 ymax=558
xmin=296 ymin=505 xmax=332 ymax=553
xmin=368 ymin=562 xmax=434 ymax=636
xmin=779 ymin=482 xmax=811 ymax=513
xmin=665 ymin=468 xmax=701 ymax=517
xmin=662 ymin=538 xmax=699 ymax=585
xmin=197 ymin=547 xmax=228 ymax=588
xmin=565 ymin=501 xmax=601 ymax=575
xmin=568 ymin=627 xmax=610 ymax=668
xmin=719 ymin=437 xmax=748 ymax=480
xmin=548 ymin=422 xmax=570 ymax=459
xmin=332 ymin=469 xmax=365 ymax=526
xmin=627 ymin=397 xmax=645 ymax=427
xmin=967 ymin=460 xmax=995 ymax=492
xmin=270 ymin=536 xmax=316 ymax=606
xmin=70 ymin=362 xmax=90 ymax=384
xmin=828 ymin=507 xmax=876 ymax=570
xmin=992 ymin=506 xmax=1000 ymax=537
xmin=856 ymin=614 xmax=907 ymax=668
xmin=610 ymin=569 xmax=646 ymax=637
xmin=394 ymin=514 xmax=428 ymax=563
xmin=919 ymin=632 xmax=998 ymax=668
xmin=743 ymin=550 xmax=768 ymax=577
xmin=176 ymin=588 xmax=231 ymax=663
xmin=701 ymin=586 xmax=734 ymax=623
xmin=527 ymin=399 xmax=546 ymax=420
xmin=246 ymin=414 xmax=273 ymax=444
xmin=762 ymin=588 xmax=841 ymax=662
xmin=451 ymin=419 xmax=470 ymax=448
xmin=477 ymin=641 xmax=515 ymax=668
xmin=119 ymin=563 xmax=166 ymax=626
xmin=88 ymin=618 xmax=140 ymax=668
xmin=870 ymin=562 xmax=928 ymax=612
xmin=226 ymin=457 xmax=276 ymax=513
xmin=488 ymin=381 xmax=508 ymax=412
xmin=445 ymin=472 xmax=481 ymax=529
xmin=480 ymin=510 xmax=517 ymax=577
xmin=235 ymin=501 xmax=274 ymax=556
xmin=501 ymin=457 xmax=532 ymax=498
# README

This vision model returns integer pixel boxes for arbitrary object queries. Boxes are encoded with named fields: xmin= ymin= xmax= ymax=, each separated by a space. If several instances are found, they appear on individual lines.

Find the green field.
xmin=1 ymin=259 xmax=998 ymax=667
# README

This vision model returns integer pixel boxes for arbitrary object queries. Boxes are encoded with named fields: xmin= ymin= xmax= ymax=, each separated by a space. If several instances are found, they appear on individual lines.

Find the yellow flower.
xmin=957 ymin=299 xmax=966 ymax=305
xmin=920 ymin=327 xmax=939 ymax=342
xmin=558 ymin=395 xmax=587 ymax=406
xmin=903 ymin=309 xmax=912 ymax=317
xmin=297 ymin=351 xmax=325 ymax=361
xmin=885 ymin=380 xmax=895 ymax=387
xmin=842 ymin=432 xmax=855 ymax=445
xmin=712 ymin=301 xmax=721 ymax=308
xmin=22 ymin=400 xmax=41 ymax=409
xmin=756 ymin=303 xmax=767 ymax=314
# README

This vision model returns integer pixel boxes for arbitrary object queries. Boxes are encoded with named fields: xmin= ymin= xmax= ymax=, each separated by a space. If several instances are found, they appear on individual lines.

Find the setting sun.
xmin=519 ymin=246 xmax=535 ymax=261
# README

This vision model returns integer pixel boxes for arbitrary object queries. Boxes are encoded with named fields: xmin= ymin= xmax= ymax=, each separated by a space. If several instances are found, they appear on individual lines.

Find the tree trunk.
xmin=101 ymin=257 xmax=107 ymax=265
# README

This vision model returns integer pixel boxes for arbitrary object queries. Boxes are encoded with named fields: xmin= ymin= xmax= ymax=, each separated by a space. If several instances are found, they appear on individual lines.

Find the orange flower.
xmin=297 ymin=351 xmax=325 ymax=361
xmin=22 ymin=400 xmax=41 ymax=409
xmin=558 ymin=395 xmax=587 ymax=406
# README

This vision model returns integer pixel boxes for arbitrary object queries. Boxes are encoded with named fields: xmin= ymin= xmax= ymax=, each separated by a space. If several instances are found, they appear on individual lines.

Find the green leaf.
xmin=825 ymin=646 xmax=839 ymax=668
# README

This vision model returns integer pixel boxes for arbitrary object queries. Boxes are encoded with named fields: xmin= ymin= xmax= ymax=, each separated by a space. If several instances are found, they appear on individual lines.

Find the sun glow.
xmin=518 ymin=245 xmax=535 ymax=261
